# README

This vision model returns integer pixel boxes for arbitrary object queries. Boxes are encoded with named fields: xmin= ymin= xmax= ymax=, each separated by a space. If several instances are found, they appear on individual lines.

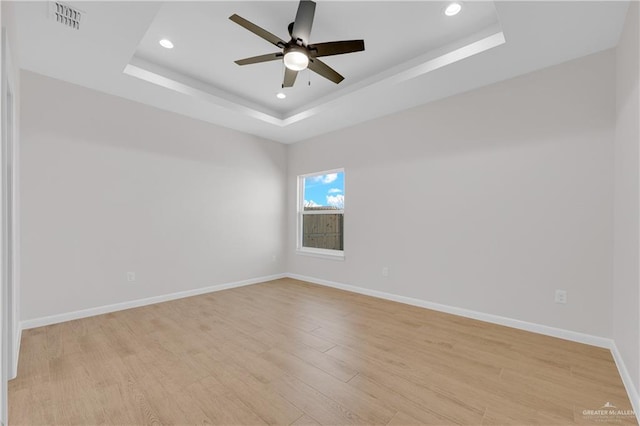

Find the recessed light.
xmin=159 ymin=39 xmax=174 ymax=49
xmin=445 ymin=2 xmax=462 ymax=16
xmin=276 ymin=92 xmax=286 ymax=99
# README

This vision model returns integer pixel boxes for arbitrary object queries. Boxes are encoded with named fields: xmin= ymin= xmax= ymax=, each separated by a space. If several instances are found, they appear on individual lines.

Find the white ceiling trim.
xmin=124 ymin=57 xmax=282 ymax=125
xmin=123 ymin=25 xmax=505 ymax=128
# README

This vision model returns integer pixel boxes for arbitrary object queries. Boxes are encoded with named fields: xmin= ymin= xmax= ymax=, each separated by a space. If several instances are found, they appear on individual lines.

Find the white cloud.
xmin=304 ymin=200 xmax=320 ymax=207
xmin=327 ymin=188 xmax=342 ymax=194
xmin=312 ymin=173 xmax=338 ymax=184
xmin=326 ymin=194 xmax=344 ymax=209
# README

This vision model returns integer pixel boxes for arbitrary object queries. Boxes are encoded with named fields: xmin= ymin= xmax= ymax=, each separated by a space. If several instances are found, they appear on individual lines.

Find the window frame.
xmin=296 ymin=168 xmax=345 ymax=260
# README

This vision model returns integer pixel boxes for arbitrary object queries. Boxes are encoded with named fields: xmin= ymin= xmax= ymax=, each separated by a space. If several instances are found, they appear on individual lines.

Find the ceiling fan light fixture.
xmin=283 ymin=47 xmax=309 ymax=71
xmin=445 ymin=2 xmax=462 ymax=16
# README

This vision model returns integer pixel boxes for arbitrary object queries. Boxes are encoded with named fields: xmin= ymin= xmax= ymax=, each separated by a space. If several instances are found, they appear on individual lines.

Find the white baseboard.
xmin=611 ymin=341 xmax=640 ymax=422
xmin=286 ymin=273 xmax=611 ymax=348
xmin=20 ymin=273 xmax=286 ymax=330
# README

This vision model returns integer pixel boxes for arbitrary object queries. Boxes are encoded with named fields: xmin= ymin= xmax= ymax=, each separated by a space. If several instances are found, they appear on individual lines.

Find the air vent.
xmin=49 ymin=1 xmax=83 ymax=30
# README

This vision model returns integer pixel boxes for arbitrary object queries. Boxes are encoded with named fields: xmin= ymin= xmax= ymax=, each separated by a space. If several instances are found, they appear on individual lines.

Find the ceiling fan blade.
xmin=291 ymin=0 xmax=316 ymax=44
xmin=235 ymin=52 xmax=283 ymax=66
xmin=308 ymin=58 xmax=344 ymax=84
xmin=308 ymin=40 xmax=365 ymax=58
xmin=283 ymin=68 xmax=298 ymax=88
xmin=229 ymin=14 xmax=286 ymax=48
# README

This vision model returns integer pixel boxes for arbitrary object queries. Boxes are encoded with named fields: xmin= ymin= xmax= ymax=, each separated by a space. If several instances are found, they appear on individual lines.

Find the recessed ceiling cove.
xmin=13 ymin=1 xmax=630 ymax=143
xmin=126 ymin=1 xmax=503 ymax=124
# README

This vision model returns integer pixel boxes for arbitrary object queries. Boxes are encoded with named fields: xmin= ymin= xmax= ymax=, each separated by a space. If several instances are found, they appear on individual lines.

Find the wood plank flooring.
xmin=9 ymin=278 xmax=638 ymax=425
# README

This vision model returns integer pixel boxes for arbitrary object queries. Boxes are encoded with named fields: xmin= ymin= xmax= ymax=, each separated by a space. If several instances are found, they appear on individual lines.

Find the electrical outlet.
xmin=382 ymin=267 xmax=389 ymax=277
xmin=555 ymin=289 xmax=567 ymax=304
xmin=127 ymin=272 xmax=136 ymax=282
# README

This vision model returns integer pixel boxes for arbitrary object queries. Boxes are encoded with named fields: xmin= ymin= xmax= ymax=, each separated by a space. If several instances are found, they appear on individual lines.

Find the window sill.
xmin=296 ymin=248 xmax=345 ymax=261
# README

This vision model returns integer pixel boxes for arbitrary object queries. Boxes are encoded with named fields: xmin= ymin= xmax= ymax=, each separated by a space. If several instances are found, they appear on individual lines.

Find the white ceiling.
xmin=134 ymin=2 xmax=500 ymax=113
xmin=12 ymin=1 xmax=630 ymax=143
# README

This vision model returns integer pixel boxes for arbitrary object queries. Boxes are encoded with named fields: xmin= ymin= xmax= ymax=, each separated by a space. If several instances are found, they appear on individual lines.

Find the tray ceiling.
xmin=12 ymin=1 xmax=630 ymax=143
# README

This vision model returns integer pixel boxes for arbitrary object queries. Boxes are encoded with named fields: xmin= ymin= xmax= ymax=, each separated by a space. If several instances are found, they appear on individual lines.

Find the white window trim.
xmin=296 ymin=168 xmax=345 ymax=259
xmin=296 ymin=246 xmax=345 ymax=260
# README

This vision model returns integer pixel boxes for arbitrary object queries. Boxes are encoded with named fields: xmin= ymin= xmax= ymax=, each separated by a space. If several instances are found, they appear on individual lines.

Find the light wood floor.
xmin=9 ymin=278 xmax=637 ymax=425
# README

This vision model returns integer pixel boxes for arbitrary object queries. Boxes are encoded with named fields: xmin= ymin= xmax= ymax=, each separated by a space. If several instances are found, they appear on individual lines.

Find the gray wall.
xmin=614 ymin=1 xmax=640 ymax=398
xmin=19 ymin=37 xmax=629 ymax=348
xmin=287 ymin=50 xmax=616 ymax=338
xmin=20 ymin=71 xmax=287 ymax=321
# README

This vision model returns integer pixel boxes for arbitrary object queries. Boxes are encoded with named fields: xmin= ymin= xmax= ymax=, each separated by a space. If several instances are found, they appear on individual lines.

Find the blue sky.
xmin=303 ymin=172 xmax=344 ymax=209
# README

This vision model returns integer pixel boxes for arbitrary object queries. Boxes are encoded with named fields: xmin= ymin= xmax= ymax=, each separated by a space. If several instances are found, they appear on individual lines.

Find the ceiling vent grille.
xmin=49 ymin=2 xmax=83 ymax=30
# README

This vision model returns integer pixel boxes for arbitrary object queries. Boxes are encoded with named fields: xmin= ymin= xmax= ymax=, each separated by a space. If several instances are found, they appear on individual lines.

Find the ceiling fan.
xmin=229 ymin=0 xmax=365 ymax=88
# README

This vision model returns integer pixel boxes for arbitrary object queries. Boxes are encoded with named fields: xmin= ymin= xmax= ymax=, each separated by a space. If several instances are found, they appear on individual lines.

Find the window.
xmin=297 ymin=169 xmax=345 ymax=258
